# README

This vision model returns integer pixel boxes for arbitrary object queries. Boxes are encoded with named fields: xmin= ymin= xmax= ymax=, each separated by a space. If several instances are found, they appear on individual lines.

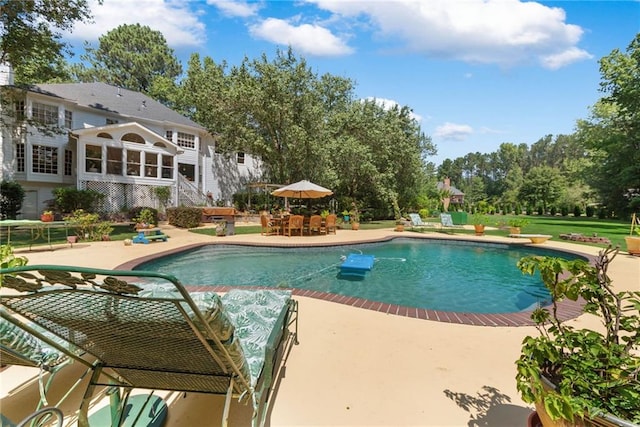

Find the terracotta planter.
xmin=351 ymin=222 xmax=360 ymax=231
xmin=395 ymin=223 xmax=404 ymax=232
xmin=474 ymin=224 xmax=485 ymax=236
xmin=40 ymin=213 xmax=54 ymax=222
xmin=510 ymin=227 xmax=521 ymax=235
xmin=624 ymin=236 xmax=640 ymax=255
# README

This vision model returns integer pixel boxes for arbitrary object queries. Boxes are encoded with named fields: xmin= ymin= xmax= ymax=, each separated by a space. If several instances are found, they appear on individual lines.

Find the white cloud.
xmin=207 ymin=0 xmax=260 ymax=18
xmin=307 ymin=0 xmax=591 ymax=69
xmin=434 ymin=122 xmax=473 ymax=141
xmin=249 ymin=18 xmax=353 ymax=56
xmin=363 ymin=97 xmax=422 ymax=122
xmin=67 ymin=0 xmax=206 ymax=47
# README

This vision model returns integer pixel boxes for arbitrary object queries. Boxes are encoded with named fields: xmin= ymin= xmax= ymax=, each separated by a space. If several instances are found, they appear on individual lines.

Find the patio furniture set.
xmin=261 ymin=214 xmax=337 ymax=237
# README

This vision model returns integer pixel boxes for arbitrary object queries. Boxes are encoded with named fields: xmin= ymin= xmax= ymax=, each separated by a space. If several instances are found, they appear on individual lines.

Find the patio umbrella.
xmin=271 ymin=180 xmax=333 ymax=199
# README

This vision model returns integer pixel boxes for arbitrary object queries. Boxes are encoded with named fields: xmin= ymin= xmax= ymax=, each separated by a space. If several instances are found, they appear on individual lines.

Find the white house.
xmin=0 ymin=75 xmax=262 ymax=219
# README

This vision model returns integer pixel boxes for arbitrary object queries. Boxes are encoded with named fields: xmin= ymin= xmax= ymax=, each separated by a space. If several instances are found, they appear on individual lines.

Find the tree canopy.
xmin=72 ymin=23 xmax=182 ymax=102
xmin=0 ymin=0 xmax=95 ymax=84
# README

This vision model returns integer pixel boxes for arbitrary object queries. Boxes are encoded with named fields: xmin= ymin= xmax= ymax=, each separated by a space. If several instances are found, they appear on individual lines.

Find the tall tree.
xmin=0 ymin=0 xmax=95 ymax=83
xmin=72 ymin=23 xmax=182 ymax=101
xmin=578 ymin=33 xmax=640 ymax=216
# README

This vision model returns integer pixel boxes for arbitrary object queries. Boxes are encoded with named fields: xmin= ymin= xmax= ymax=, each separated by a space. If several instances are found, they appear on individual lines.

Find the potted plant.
xmin=471 ymin=213 xmax=489 ymax=236
xmin=508 ymin=217 xmax=530 ymax=235
xmin=134 ymin=208 xmax=156 ymax=230
xmin=341 ymin=210 xmax=350 ymax=223
xmin=624 ymin=214 xmax=640 ymax=256
xmin=40 ymin=210 xmax=54 ymax=222
xmin=516 ymin=246 xmax=640 ymax=426
xmin=96 ymin=221 xmax=114 ymax=241
xmin=350 ymin=203 xmax=360 ymax=231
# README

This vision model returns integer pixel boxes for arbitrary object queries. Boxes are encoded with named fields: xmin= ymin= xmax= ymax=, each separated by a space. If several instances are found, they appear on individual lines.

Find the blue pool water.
xmin=135 ymin=239 xmax=581 ymax=313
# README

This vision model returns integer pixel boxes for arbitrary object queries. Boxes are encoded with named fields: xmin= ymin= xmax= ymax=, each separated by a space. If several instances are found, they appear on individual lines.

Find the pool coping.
xmin=115 ymin=235 xmax=594 ymax=327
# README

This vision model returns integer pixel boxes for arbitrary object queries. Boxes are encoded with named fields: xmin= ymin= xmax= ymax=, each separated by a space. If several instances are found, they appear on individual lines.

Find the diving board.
xmin=340 ymin=254 xmax=375 ymax=277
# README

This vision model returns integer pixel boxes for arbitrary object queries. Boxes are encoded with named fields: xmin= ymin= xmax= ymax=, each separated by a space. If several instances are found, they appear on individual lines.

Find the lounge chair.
xmin=0 ymin=265 xmax=299 ymax=427
xmin=440 ymin=213 xmax=464 ymax=229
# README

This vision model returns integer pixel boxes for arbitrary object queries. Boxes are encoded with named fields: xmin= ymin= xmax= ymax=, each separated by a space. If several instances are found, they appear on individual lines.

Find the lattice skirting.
xmin=80 ymin=180 xmax=175 ymax=214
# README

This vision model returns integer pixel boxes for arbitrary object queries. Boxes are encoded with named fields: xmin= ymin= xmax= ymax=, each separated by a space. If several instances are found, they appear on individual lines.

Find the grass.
xmin=404 ymin=215 xmax=634 ymax=249
xmin=2 ymin=215 xmax=634 ymax=250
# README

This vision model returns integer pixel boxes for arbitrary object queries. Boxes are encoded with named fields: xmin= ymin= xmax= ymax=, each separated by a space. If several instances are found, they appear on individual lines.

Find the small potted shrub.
xmin=508 ymin=218 xmax=529 ymax=235
xmin=350 ymin=202 xmax=360 ymax=231
xmin=515 ymin=246 xmax=640 ymax=426
xmin=624 ymin=215 xmax=640 ymax=256
xmin=471 ymin=213 xmax=489 ymax=236
xmin=40 ymin=210 xmax=54 ymax=222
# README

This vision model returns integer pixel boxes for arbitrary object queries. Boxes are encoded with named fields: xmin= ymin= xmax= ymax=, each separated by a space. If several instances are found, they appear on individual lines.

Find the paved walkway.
xmin=3 ymin=224 xmax=639 ymax=426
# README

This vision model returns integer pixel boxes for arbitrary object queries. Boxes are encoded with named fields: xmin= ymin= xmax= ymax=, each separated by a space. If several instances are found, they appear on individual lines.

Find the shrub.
xmin=526 ymin=205 xmax=534 ymax=215
xmin=64 ymin=209 xmax=101 ymax=240
xmin=129 ymin=207 xmax=158 ymax=225
xmin=166 ymin=207 xmax=201 ymax=228
xmin=537 ymin=204 xmax=544 ymax=216
xmin=550 ymin=205 xmax=557 ymax=216
xmin=597 ymin=207 xmax=608 ymax=219
xmin=514 ymin=204 xmax=522 ymax=215
xmin=133 ymin=208 xmax=157 ymax=226
xmin=585 ymin=205 xmax=595 ymax=218
xmin=561 ymin=206 xmax=569 ymax=216
xmin=53 ymin=188 xmax=103 ymax=214
xmin=0 ymin=180 xmax=25 ymax=220
xmin=418 ymin=208 xmax=429 ymax=219
xmin=573 ymin=205 xmax=582 ymax=217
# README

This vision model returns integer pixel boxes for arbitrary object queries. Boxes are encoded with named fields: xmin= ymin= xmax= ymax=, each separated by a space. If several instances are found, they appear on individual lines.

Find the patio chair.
xmin=0 ymin=265 xmax=299 ymax=427
xmin=324 ymin=214 xmax=337 ymax=234
xmin=285 ymin=215 xmax=304 ymax=237
xmin=440 ymin=213 xmax=464 ymax=229
xmin=260 ymin=214 xmax=280 ymax=236
xmin=307 ymin=215 xmax=323 ymax=235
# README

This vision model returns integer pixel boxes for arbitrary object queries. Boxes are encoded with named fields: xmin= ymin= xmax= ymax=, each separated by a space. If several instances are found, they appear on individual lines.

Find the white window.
xmin=161 ymin=155 xmax=173 ymax=179
xmin=86 ymin=145 xmax=102 ymax=173
xmin=106 ymin=147 xmax=123 ymax=175
xmin=32 ymin=145 xmax=58 ymax=174
xmin=145 ymin=153 xmax=158 ymax=177
xmin=16 ymin=143 xmax=25 ymax=172
xmin=237 ymin=152 xmax=245 ymax=164
xmin=32 ymin=102 xmax=58 ymax=125
xmin=127 ymin=151 xmax=140 ymax=176
xmin=64 ymin=149 xmax=73 ymax=176
xmin=64 ymin=110 xmax=73 ymax=128
xmin=177 ymin=132 xmax=195 ymax=149
xmin=165 ymin=130 xmax=173 ymax=141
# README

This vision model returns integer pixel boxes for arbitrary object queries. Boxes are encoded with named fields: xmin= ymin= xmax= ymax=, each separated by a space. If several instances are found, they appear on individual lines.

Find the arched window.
xmin=153 ymin=142 xmax=167 ymax=148
xmin=122 ymin=133 xmax=145 ymax=144
xmin=97 ymin=132 xmax=113 ymax=139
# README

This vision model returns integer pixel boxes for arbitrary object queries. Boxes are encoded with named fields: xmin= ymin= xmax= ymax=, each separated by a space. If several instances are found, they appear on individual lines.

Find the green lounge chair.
xmin=0 ymin=265 xmax=299 ymax=427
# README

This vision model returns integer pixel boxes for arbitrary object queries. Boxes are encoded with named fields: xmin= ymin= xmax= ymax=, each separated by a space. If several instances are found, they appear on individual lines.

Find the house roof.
xmin=437 ymin=181 xmax=465 ymax=196
xmin=28 ymin=82 xmax=204 ymax=130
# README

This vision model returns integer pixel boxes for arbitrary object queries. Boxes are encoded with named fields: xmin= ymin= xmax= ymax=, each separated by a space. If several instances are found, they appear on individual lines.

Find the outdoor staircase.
xmin=177 ymin=174 xmax=211 ymax=206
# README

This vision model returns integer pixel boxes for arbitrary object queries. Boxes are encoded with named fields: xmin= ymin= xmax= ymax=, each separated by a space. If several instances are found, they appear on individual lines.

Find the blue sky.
xmin=64 ymin=0 xmax=640 ymax=166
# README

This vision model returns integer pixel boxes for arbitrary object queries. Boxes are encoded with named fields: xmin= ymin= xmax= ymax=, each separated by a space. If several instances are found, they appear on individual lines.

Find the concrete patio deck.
xmin=2 ymin=223 xmax=638 ymax=426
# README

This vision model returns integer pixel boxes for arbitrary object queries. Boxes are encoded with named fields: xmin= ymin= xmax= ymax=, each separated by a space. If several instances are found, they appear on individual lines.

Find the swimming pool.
xmin=134 ymin=238 xmax=584 ymax=314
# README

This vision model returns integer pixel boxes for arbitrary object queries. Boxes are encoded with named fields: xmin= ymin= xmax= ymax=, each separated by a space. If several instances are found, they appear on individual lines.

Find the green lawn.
xmin=404 ymin=215 xmax=633 ymax=249
xmin=2 ymin=215 xmax=632 ymax=250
